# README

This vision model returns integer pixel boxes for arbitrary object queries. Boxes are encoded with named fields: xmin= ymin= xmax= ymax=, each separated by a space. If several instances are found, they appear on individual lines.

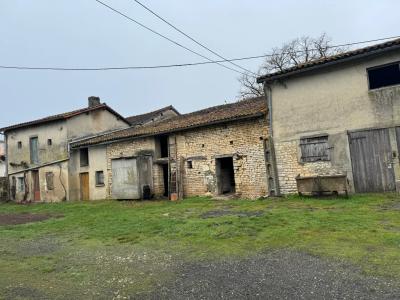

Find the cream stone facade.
xmin=2 ymin=99 xmax=129 ymax=202
xmin=260 ymin=45 xmax=400 ymax=194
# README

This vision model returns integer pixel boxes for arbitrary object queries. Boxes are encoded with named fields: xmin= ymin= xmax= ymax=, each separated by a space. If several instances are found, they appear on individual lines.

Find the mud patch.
xmin=0 ymin=213 xmax=63 ymax=225
xmin=201 ymin=209 xmax=264 ymax=219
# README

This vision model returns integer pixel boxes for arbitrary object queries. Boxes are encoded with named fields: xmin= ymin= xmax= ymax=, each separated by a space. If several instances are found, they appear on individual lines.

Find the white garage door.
xmin=111 ymin=158 xmax=140 ymax=199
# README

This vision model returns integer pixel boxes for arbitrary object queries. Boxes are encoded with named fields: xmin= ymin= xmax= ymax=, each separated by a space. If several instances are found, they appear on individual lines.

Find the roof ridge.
xmin=0 ymin=102 xmax=129 ymax=132
xmin=257 ymin=37 xmax=400 ymax=83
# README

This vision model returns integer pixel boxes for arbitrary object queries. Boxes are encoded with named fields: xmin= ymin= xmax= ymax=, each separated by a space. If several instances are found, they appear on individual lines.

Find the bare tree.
xmin=238 ymin=33 xmax=347 ymax=99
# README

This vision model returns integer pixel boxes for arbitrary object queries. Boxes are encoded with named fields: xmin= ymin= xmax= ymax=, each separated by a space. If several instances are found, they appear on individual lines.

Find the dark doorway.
xmin=162 ymin=164 xmax=169 ymax=197
xmin=32 ymin=170 xmax=40 ymax=201
xmin=158 ymin=135 xmax=169 ymax=158
xmin=216 ymin=157 xmax=236 ymax=194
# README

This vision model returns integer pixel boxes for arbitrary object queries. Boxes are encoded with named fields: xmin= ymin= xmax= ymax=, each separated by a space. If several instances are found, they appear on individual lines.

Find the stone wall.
xmin=105 ymin=117 xmax=269 ymax=200
xmin=176 ymin=117 xmax=269 ymax=199
xmin=275 ymin=139 xmax=348 ymax=194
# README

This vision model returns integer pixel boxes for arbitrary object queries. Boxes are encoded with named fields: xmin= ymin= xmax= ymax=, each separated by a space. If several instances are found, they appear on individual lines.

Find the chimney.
xmin=88 ymin=96 xmax=101 ymax=107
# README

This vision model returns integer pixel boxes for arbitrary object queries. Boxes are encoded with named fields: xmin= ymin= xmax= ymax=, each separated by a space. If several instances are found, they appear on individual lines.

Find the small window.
xmin=46 ymin=172 xmax=54 ymax=190
xmin=80 ymin=148 xmax=89 ymax=167
xmin=95 ymin=171 xmax=104 ymax=186
xmin=187 ymin=161 xmax=193 ymax=169
xmin=17 ymin=177 xmax=24 ymax=192
xmin=47 ymin=139 xmax=52 ymax=146
xmin=300 ymin=135 xmax=330 ymax=162
xmin=368 ymin=63 xmax=400 ymax=90
xmin=17 ymin=141 xmax=22 ymax=149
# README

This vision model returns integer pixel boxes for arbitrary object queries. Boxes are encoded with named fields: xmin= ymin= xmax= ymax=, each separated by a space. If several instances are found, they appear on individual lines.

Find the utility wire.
xmin=94 ymin=0 xmax=249 ymax=76
xmin=131 ymin=0 xmax=257 ymax=76
xmin=0 ymin=35 xmax=399 ymax=71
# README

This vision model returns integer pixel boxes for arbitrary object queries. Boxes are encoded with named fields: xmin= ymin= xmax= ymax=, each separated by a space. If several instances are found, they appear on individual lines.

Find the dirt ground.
xmin=0 ymin=213 xmax=62 ymax=225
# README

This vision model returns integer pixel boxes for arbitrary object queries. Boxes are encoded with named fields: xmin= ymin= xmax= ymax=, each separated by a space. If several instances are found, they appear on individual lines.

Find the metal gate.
xmin=349 ymin=128 xmax=395 ymax=193
xmin=111 ymin=158 xmax=140 ymax=199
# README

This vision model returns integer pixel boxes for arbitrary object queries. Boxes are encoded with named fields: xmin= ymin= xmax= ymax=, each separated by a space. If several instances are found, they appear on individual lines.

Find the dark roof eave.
xmin=257 ymin=43 xmax=400 ymax=84
xmin=71 ymin=112 xmax=266 ymax=149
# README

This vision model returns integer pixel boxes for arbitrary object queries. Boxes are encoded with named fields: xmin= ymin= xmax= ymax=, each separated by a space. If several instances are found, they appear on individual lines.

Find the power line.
xmin=0 ymin=35 xmax=399 ymax=71
xmin=94 ymin=0 xmax=249 ymax=76
xmin=130 ymin=0 xmax=257 ymax=76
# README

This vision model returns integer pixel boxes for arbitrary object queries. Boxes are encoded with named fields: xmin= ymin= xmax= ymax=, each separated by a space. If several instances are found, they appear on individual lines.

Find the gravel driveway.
xmin=142 ymin=250 xmax=400 ymax=300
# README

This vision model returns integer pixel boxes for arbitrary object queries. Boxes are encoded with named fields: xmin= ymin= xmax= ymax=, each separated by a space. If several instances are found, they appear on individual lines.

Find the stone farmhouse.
xmin=0 ymin=97 xmax=130 ymax=202
xmin=70 ymin=97 xmax=269 ymax=200
xmin=3 ymin=38 xmax=400 ymax=202
xmin=257 ymin=38 xmax=400 ymax=194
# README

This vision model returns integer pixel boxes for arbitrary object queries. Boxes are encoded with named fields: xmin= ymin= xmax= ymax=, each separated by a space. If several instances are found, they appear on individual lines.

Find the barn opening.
xmin=162 ymin=164 xmax=169 ymax=197
xmin=156 ymin=135 xmax=169 ymax=158
xmin=368 ymin=62 xmax=400 ymax=90
xmin=216 ymin=157 xmax=236 ymax=194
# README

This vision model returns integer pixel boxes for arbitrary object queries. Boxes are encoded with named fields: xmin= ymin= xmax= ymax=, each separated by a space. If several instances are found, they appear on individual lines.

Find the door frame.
xmin=32 ymin=170 xmax=40 ymax=201
xmin=80 ymin=172 xmax=90 ymax=200
xmin=348 ymin=127 xmax=396 ymax=193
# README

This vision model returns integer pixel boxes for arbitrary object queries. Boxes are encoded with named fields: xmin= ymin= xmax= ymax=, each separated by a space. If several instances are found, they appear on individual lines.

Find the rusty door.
xmin=111 ymin=158 xmax=140 ymax=199
xmin=80 ymin=172 xmax=90 ymax=200
xmin=349 ymin=128 xmax=395 ymax=193
xmin=32 ymin=170 xmax=40 ymax=201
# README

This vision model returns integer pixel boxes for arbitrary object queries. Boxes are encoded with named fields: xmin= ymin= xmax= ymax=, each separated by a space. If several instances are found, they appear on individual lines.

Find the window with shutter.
xmin=300 ymin=135 xmax=330 ymax=162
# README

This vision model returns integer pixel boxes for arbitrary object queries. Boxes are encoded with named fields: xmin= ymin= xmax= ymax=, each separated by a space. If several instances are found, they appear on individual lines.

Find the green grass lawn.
xmin=0 ymin=194 xmax=399 ymax=298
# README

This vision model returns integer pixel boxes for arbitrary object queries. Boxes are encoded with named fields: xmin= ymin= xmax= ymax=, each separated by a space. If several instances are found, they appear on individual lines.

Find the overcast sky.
xmin=0 ymin=0 xmax=399 ymax=132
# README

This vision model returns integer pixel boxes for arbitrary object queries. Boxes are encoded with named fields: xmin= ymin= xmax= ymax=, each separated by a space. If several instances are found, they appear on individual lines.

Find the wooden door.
xmin=32 ymin=170 xmax=40 ymax=201
xmin=111 ymin=158 xmax=140 ymax=199
xmin=349 ymin=128 xmax=395 ymax=193
xmin=80 ymin=172 xmax=90 ymax=200
xmin=138 ymin=155 xmax=153 ymax=198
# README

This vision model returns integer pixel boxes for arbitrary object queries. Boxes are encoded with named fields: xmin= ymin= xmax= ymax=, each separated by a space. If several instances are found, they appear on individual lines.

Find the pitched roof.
xmin=257 ymin=38 xmax=400 ymax=83
xmin=71 ymin=97 xmax=267 ymax=148
xmin=126 ymin=105 xmax=180 ymax=126
xmin=0 ymin=103 xmax=130 ymax=133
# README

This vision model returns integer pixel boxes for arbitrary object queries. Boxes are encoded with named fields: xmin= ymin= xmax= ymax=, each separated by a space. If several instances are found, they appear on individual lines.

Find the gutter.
xmin=7 ymin=158 xmax=69 ymax=176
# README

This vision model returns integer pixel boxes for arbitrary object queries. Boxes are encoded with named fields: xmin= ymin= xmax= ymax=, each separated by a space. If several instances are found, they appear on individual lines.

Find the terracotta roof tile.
xmin=126 ymin=105 xmax=180 ymax=125
xmin=72 ymin=97 xmax=267 ymax=147
xmin=0 ymin=104 xmax=129 ymax=132
xmin=257 ymin=38 xmax=400 ymax=83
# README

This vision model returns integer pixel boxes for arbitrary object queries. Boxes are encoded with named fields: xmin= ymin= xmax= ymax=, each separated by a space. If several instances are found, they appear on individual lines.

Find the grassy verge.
xmin=0 ymin=194 xmax=399 ymax=297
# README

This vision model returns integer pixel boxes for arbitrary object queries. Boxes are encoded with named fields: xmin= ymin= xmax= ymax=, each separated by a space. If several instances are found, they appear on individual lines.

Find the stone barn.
xmin=71 ymin=97 xmax=270 ymax=200
xmin=257 ymin=38 xmax=400 ymax=195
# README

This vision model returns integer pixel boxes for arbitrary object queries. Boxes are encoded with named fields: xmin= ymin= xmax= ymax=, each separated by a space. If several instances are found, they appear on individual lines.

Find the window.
xmin=45 ymin=172 xmax=54 ymax=190
xmin=80 ymin=148 xmax=89 ymax=167
xmin=368 ymin=63 xmax=400 ymax=90
xmin=17 ymin=141 xmax=22 ymax=149
xmin=47 ymin=139 xmax=52 ymax=146
xmin=29 ymin=137 xmax=39 ymax=164
xmin=300 ymin=135 xmax=330 ymax=162
xmin=17 ymin=177 xmax=24 ymax=192
xmin=95 ymin=171 xmax=104 ymax=186
xmin=187 ymin=161 xmax=193 ymax=169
